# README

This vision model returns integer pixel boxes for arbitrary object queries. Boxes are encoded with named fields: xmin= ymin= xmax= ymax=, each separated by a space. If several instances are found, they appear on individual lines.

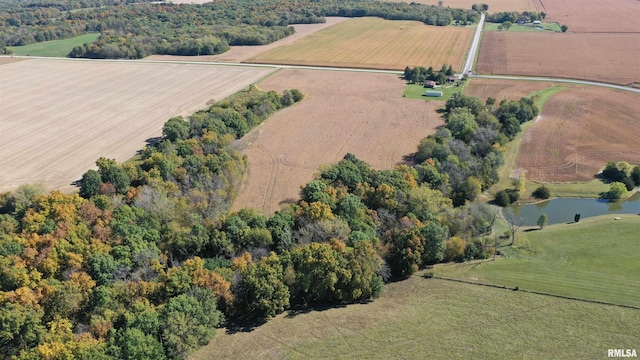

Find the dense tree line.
xmin=1 ymin=0 xmax=480 ymax=58
xmin=415 ymin=93 xmax=538 ymax=206
xmin=487 ymin=10 xmax=546 ymax=24
xmin=403 ymin=64 xmax=455 ymax=85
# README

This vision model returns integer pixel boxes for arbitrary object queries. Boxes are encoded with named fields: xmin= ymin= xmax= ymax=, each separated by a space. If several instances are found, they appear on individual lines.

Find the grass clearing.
xmin=434 ymin=215 xmax=640 ymax=308
xmin=248 ymin=17 xmax=473 ymax=71
xmin=484 ymin=22 xmax=561 ymax=32
xmin=191 ymin=275 xmax=640 ymax=359
xmin=8 ymin=33 xmax=99 ymax=57
xmin=402 ymin=82 xmax=465 ymax=102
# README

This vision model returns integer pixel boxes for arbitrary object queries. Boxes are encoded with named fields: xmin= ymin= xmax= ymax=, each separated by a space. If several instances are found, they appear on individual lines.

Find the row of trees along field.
xmin=0 ymin=81 xmax=535 ymax=358
xmin=0 ymin=0 xmax=480 ymax=58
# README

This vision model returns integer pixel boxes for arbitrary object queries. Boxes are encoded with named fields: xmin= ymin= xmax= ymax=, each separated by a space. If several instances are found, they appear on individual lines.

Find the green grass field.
xmin=434 ymin=215 xmax=640 ymax=308
xmin=484 ymin=22 xmax=562 ymax=32
xmin=402 ymin=82 xmax=464 ymax=102
xmin=191 ymin=275 xmax=640 ymax=359
xmin=8 ymin=33 xmax=99 ymax=57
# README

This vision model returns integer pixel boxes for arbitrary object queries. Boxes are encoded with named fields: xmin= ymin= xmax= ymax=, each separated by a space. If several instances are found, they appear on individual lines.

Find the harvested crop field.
xmin=248 ymin=17 xmax=474 ymax=71
xmin=0 ymin=56 xmax=23 ymax=65
xmin=0 ymin=59 xmax=274 ymax=193
xmin=476 ymin=31 xmax=640 ymax=86
xmin=146 ymin=18 xmax=349 ymax=63
xmin=231 ymin=69 xmax=443 ymax=214
xmin=532 ymin=0 xmax=640 ymax=33
xmin=465 ymin=78 xmax=554 ymax=103
xmin=515 ymin=86 xmax=640 ymax=182
xmin=390 ymin=0 xmax=536 ymax=13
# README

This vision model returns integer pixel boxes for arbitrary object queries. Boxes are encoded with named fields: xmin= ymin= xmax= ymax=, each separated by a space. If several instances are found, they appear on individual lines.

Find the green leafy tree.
xmin=109 ymin=328 xmax=166 ymax=360
xmin=0 ymin=303 xmax=46 ymax=358
xmin=446 ymin=107 xmax=478 ymax=143
xmin=160 ymin=288 xmax=223 ymax=359
xmin=537 ymin=213 xmax=548 ymax=229
xmin=560 ymin=24 xmax=568 ymax=32
xmin=604 ymin=182 xmax=626 ymax=200
xmin=233 ymin=253 xmax=289 ymax=321
xmin=163 ymin=116 xmax=190 ymax=142
xmin=503 ymin=21 xmax=512 ymax=30
xmin=532 ymin=185 xmax=551 ymax=199
xmin=79 ymin=169 xmax=102 ymax=198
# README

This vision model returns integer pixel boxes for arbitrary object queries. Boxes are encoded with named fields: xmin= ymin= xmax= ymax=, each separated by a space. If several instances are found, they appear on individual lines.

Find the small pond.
xmin=509 ymin=192 xmax=640 ymax=226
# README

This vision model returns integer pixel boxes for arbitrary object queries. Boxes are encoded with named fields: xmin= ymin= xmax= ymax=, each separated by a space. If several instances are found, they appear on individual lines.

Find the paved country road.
xmin=462 ymin=12 xmax=485 ymax=77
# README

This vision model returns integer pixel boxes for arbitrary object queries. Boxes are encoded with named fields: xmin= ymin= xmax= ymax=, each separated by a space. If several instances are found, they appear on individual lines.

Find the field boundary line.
xmin=429 ymin=275 xmax=640 ymax=311
xmin=471 ymin=74 xmax=640 ymax=94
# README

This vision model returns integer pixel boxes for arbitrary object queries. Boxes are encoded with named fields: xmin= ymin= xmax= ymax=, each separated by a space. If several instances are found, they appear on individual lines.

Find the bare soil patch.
xmin=0 ymin=56 xmax=23 ymax=65
xmin=389 ymin=0 xmax=536 ymax=13
xmin=0 ymin=59 xmax=274 ymax=193
xmin=146 ymin=18 xmax=349 ymax=63
xmin=465 ymin=78 xmax=554 ymax=103
xmin=476 ymin=31 xmax=640 ymax=85
xmin=516 ymin=86 xmax=640 ymax=182
xmin=231 ymin=69 xmax=443 ymax=214
xmin=532 ymin=0 xmax=640 ymax=33
xmin=248 ymin=17 xmax=473 ymax=71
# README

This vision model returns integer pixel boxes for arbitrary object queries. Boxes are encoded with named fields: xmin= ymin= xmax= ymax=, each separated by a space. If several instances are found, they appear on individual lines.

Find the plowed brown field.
xmin=231 ymin=69 xmax=443 ymax=214
xmin=476 ymin=31 xmax=640 ymax=86
xmin=515 ymin=86 xmax=640 ymax=182
xmin=0 ymin=59 xmax=274 ymax=193
xmin=389 ymin=0 xmax=536 ymax=12
xmin=532 ymin=0 xmax=640 ymax=33
xmin=248 ymin=17 xmax=473 ymax=71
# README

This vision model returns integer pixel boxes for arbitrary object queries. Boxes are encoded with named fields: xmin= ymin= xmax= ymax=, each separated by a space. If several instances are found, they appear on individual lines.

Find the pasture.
xmin=191 ymin=275 xmax=640 ymax=359
xmin=388 ymin=0 xmax=536 ymax=13
xmin=516 ymin=86 xmax=640 ymax=182
xmin=0 ymin=59 xmax=274 ymax=193
xmin=248 ymin=17 xmax=473 ymax=71
xmin=532 ymin=0 xmax=640 ymax=33
xmin=7 ymin=33 xmax=100 ymax=57
xmin=231 ymin=69 xmax=443 ymax=214
xmin=435 ymin=215 xmax=640 ymax=308
xmin=476 ymin=31 xmax=640 ymax=86
xmin=147 ymin=18 xmax=349 ymax=63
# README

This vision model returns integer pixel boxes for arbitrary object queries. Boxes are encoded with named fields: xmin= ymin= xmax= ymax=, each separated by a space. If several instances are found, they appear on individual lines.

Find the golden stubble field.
xmin=248 ymin=17 xmax=474 ymax=71
xmin=231 ymin=69 xmax=444 ymax=214
xmin=0 ymin=58 xmax=274 ymax=193
xmin=147 ymin=18 xmax=350 ymax=63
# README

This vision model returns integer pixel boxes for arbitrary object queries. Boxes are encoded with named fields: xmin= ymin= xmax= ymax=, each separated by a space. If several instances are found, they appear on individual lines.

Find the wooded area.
xmin=0 ymin=80 xmax=537 ymax=358
xmin=0 ymin=0 xmax=480 ymax=58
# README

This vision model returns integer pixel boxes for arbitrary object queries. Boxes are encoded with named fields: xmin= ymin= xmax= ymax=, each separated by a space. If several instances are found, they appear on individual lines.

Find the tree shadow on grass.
xmin=224 ymin=319 xmax=266 ymax=335
xmin=285 ymin=303 xmax=350 ymax=319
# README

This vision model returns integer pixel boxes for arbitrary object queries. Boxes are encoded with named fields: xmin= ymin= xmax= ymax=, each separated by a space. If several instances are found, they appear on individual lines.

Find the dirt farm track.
xmin=232 ymin=69 xmax=443 ymax=215
xmin=0 ymin=58 xmax=274 ymax=193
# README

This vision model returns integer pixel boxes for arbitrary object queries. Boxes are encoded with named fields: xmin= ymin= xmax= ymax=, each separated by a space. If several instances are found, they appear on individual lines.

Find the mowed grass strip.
xmin=434 ymin=215 xmax=640 ymax=308
xmin=248 ymin=17 xmax=473 ymax=70
xmin=8 ymin=33 xmax=99 ymax=57
xmin=191 ymin=277 xmax=640 ymax=360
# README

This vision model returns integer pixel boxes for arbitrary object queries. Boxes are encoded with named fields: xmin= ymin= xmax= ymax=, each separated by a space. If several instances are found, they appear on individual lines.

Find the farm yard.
xmin=231 ymin=69 xmax=443 ymax=214
xmin=476 ymin=31 xmax=640 ymax=86
xmin=191 ymin=275 xmax=640 ymax=360
xmin=532 ymin=0 xmax=640 ymax=33
xmin=247 ymin=17 xmax=474 ymax=71
xmin=389 ymin=0 xmax=536 ymax=13
xmin=146 ymin=18 xmax=350 ymax=63
xmin=515 ymin=85 xmax=640 ymax=182
xmin=0 ymin=58 xmax=274 ymax=193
